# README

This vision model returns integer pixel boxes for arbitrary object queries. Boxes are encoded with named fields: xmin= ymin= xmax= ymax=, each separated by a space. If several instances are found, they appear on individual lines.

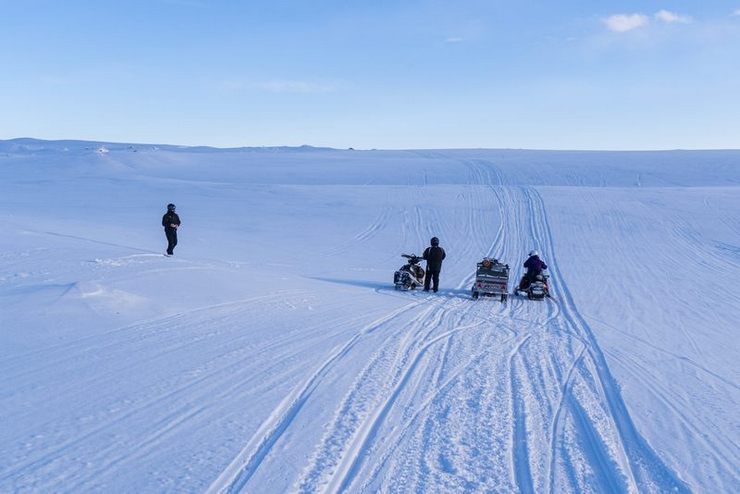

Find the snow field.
xmin=0 ymin=141 xmax=738 ymax=492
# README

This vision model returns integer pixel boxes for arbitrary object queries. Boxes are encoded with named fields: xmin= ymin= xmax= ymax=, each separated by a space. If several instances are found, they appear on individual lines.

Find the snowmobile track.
xmin=522 ymin=186 xmax=690 ymax=493
xmin=206 ymin=298 xmax=434 ymax=494
xmin=207 ymin=175 xmax=691 ymax=493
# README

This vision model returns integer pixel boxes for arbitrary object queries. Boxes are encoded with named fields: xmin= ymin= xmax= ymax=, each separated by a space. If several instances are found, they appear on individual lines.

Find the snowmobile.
xmin=472 ymin=258 xmax=509 ymax=302
xmin=394 ymin=254 xmax=425 ymax=290
xmin=516 ymin=272 xmax=550 ymax=300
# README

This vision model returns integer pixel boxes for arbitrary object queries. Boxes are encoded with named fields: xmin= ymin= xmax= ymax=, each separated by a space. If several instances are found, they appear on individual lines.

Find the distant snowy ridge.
xmin=0 ymin=137 xmax=337 ymax=155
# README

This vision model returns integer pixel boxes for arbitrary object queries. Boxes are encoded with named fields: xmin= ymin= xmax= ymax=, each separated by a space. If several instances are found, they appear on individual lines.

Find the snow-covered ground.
xmin=1 ymin=139 xmax=738 ymax=493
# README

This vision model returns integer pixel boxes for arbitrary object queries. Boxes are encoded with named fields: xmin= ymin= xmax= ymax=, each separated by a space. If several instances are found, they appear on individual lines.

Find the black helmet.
xmin=430 ymin=236 xmax=439 ymax=246
xmin=167 ymin=203 xmax=176 ymax=211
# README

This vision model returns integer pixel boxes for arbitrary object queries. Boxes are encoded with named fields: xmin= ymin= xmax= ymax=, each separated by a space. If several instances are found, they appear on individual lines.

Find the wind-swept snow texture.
xmin=1 ymin=139 xmax=738 ymax=493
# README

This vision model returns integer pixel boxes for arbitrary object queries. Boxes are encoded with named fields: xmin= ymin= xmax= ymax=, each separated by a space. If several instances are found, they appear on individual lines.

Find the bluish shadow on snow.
xmin=307 ymin=277 xmax=391 ymax=292
xmin=308 ymin=277 xmax=473 ymax=300
xmin=0 ymin=282 xmax=78 ymax=298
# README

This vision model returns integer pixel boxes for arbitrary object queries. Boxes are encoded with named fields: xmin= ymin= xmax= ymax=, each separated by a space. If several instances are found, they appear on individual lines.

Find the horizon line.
xmin=2 ymin=136 xmax=739 ymax=154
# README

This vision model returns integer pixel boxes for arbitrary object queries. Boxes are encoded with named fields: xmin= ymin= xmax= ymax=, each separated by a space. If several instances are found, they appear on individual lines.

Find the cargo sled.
xmin=471 ymin=258 xmax=509 ymax=302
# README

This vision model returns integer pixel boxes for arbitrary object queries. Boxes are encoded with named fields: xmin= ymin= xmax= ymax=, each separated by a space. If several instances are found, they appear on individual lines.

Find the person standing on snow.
xmin=422 ymin=236 xmax=446 ymax=292
xmin=162 ymin=203 xmax=181 ymax=256
xmin=520 ymin=249 xmax=547 ymax=289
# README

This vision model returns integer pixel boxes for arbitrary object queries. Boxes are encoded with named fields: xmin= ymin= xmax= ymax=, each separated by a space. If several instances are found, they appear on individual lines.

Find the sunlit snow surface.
xmin=1 ymin=139 xmax=738 ymax=493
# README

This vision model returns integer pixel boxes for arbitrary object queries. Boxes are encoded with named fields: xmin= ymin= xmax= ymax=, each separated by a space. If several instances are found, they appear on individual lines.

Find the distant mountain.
xmin=0 ymin=137 xmax=337 ymax=155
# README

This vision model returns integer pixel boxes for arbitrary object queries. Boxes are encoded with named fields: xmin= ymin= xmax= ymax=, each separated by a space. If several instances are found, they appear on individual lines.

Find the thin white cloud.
xmin=655 ymin=10 xmax=692 ymax=24
xmin=732 ymin=9 xmax=740 ymax=17
xmin=445 ymin=37 xmax=464 ymax=43
xmin=603 ymin=13 xmax=649 ymax=33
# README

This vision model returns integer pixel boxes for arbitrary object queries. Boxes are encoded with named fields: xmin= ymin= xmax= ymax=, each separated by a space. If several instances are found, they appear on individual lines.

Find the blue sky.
xmin=1 ymin=0 xmax=739 ymax=149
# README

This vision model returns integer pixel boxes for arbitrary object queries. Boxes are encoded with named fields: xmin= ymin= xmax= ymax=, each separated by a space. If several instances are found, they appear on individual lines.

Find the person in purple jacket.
xmin=520 ymin=250 xmax=548 ymax=289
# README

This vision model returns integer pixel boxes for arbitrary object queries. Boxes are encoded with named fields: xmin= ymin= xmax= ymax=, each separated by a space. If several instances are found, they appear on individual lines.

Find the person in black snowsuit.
xmin=422 ymin=236 xmax=446 ymax=292
xmin=162 ymin=203 xmax=181 ymax=256
xmin=520 ymin=249 xmax=547 ymax=289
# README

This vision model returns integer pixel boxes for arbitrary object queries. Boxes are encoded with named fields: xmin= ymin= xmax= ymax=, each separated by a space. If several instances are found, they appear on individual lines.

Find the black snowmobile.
xmin=516 ymin=273 xmax=550 ymax=300
xmin=394 ymin=254 xmax=425 ymax=290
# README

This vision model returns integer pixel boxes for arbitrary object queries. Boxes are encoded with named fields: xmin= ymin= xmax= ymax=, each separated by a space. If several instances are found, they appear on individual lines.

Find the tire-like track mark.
xmin=546 ymin=344 xmax=587 ymax=494
xmin=509 ymin=335 xmax=534 ymax=494
xmin=604 ymin=348 xmax=740 ymax=476
xmin=213 ymin=162 xmax=692 ymax=494
xmin=354 ymin=206 xmax=392 ymax=242
xmin=294 ymin=296 xmax=469 ymax=493
xmin=524 ymin=186 xmax=691 ymax=493
xmin=1 ymin=291 xmax=373 ymax=487
xmin=355 ymin=327 xmax=524 ymax=490
xmin=297 ymin=168 xmax=512 ymax=492
xmin=206 ymin=297 xmax=432 ymax=494
xmin=325 ymin=303 xmax=479 ymax=493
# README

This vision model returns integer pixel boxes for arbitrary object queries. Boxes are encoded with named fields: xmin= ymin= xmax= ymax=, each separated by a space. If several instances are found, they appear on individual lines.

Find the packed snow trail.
xmin=208 ymin=171 xmax=690 ymax=493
